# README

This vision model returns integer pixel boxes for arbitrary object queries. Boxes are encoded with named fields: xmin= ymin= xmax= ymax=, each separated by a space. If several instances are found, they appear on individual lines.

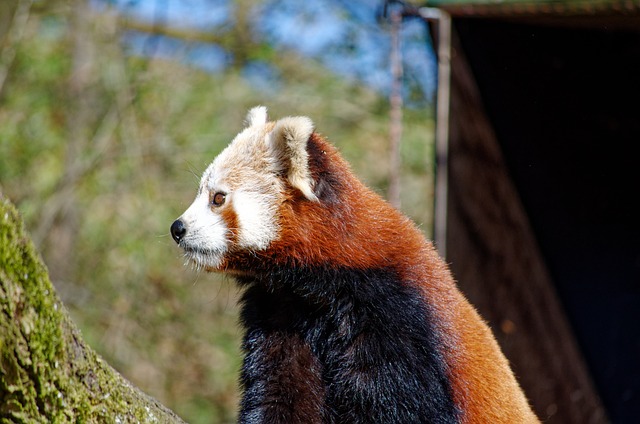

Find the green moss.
xmin=0 ymin=194 xmax=184 ymax=423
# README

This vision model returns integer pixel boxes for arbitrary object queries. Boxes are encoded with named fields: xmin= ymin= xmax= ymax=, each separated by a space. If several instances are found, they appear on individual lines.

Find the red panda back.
xmin=229 ymin=132 xmax=539 ymax=422
xmin=173 ymin=109 xmax=539 ymax=423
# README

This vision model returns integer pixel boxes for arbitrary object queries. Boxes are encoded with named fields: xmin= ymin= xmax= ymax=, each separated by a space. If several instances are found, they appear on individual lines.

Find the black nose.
xmin=170 ymin=220 xmax=186 ymax=244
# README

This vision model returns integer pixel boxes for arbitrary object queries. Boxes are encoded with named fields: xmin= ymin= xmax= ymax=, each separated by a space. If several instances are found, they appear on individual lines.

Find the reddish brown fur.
xmin=249 ymin=333 xmax=326 ymax=423
xmin=266 ymin=133 xmax=417 ymax=271
xmin=218 ymin=133 xmax=538 ymax=422
xmin=220 ymin=201 xmax=240 ymax=245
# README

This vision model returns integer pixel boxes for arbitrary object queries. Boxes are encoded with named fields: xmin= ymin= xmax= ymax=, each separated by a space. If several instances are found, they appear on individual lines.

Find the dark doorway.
xmin=455 ymin=19 xmax=640 ymax=423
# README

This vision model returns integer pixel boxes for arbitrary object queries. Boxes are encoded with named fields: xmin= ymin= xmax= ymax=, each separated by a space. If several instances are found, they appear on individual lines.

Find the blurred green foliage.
xmin=0 ymin=2 xmax=434 ymax=422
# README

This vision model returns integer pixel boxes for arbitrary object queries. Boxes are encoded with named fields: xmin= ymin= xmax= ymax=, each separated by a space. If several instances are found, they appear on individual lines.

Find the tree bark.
xmin=0 ymin=193 xmax=185 ymax=423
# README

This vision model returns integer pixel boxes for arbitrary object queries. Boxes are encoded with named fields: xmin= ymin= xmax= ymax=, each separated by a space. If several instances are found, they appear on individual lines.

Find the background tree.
xmin=1 ymin=194 xmax=184 ymax=422
xmin=0 ymin=1 xmax=436 ymax=421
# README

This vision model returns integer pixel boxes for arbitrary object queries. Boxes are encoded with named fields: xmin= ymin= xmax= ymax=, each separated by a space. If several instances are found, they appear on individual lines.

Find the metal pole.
xmin=419 ymin=8 xmax=451 ymax=259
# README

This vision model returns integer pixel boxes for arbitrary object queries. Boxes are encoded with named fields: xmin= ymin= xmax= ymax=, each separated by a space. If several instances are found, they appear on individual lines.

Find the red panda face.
xmin=171 ymin=106 xmax=318 ymax=272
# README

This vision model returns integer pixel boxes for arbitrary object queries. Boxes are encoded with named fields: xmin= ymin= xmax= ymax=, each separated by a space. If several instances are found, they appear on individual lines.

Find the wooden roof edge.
xmin=423 ymin=0 xmax=640 ymax=17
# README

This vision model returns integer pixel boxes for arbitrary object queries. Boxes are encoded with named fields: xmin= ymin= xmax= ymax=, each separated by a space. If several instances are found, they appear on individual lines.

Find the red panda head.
xmin=171 ymin=106 xmax=424 ymax=276
xmin=170 ymin=106 xmax=326 ymax=273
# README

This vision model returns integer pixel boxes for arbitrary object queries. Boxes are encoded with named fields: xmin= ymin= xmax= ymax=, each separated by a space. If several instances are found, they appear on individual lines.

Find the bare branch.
xmin=388 ymin=9 xmax=403 ymax=209
xmin=0 ymin=0 xmax=33 ymax=96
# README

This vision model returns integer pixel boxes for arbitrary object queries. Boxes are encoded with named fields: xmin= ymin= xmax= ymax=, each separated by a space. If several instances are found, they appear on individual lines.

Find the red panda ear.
xmin=245 ymin=106 xmax=268 ymax=127
xmin=267 ymin=116 xmax=319 ymax=201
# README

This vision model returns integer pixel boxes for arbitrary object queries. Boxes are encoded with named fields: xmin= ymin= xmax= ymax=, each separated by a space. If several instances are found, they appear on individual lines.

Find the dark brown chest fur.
xmin=236 ymin=266 xmax=460 ymax=424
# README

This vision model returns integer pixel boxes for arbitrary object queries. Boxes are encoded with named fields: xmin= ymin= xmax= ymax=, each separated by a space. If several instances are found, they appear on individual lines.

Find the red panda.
xmin=170 ymin=107 xmax=539 ymax=423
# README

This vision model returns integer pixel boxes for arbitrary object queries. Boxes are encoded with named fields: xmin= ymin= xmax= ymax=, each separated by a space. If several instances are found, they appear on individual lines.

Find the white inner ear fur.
xmin=245 ymin=106 xmax=268 ymax=127
xmin=268 ymin=116 xmax=318 ymax=201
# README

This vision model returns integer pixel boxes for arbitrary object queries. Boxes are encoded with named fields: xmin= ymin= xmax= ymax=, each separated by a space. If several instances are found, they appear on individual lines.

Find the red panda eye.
xmin=211 ymin=192 xmax=226 ymax=207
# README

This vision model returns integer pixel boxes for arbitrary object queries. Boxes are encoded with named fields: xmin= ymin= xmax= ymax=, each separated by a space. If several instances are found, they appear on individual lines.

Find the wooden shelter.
xmin=422 ymin=1 xmax=640 ymax=422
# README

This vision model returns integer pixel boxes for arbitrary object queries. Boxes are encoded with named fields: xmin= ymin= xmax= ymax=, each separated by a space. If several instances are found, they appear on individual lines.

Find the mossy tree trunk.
xmin=0 ymin=194 xmax=185 ymax=423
